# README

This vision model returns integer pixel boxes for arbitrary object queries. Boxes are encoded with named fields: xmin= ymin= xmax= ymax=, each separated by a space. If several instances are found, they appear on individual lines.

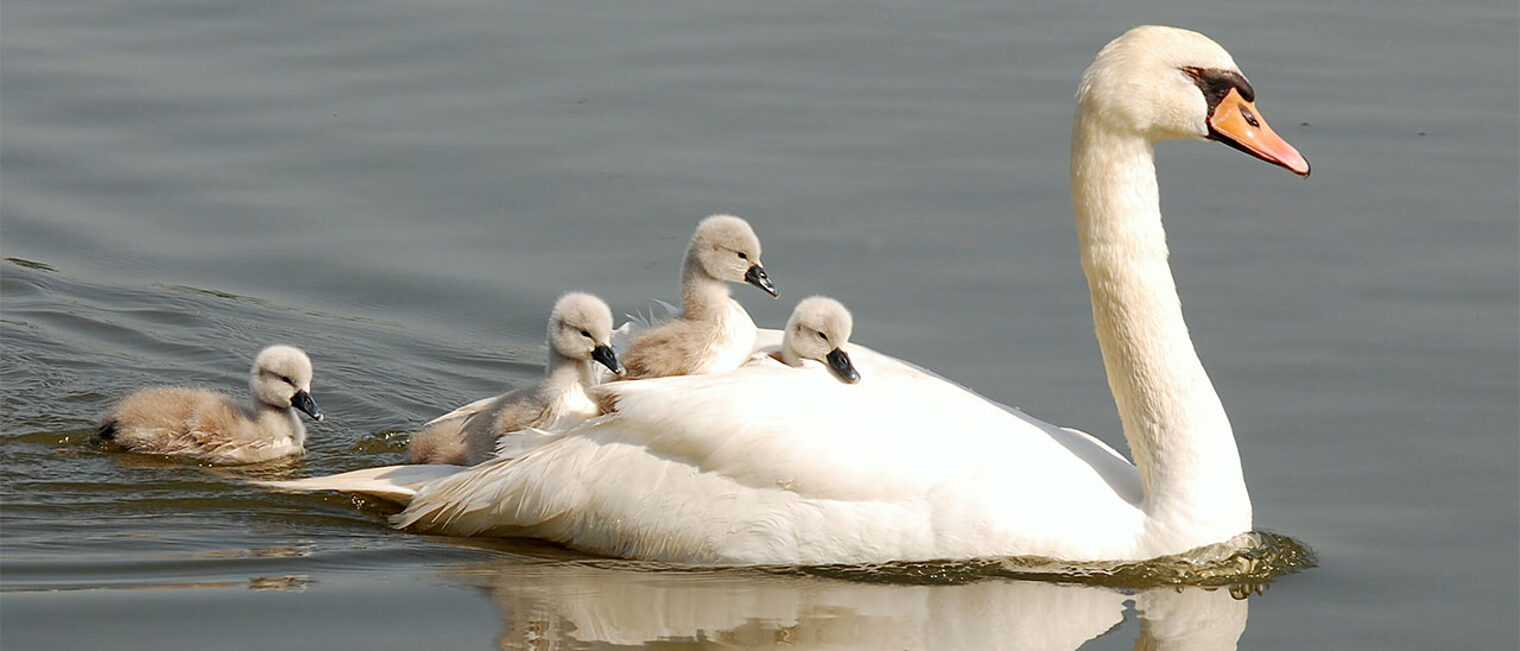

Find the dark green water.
xmin=3 ymin=0 xmax=1515 ymax=648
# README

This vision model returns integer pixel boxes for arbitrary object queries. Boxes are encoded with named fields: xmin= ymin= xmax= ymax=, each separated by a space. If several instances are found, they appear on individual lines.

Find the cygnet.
xmin=620 ymin=214 xmax=777 ymax=379
xmin=777 ymin=296 xmax=860 ymax=383
xmin=97 ymin=344 xmax=323 ymax=465
xmin=409 ymin=292 xmax=623 ymax=465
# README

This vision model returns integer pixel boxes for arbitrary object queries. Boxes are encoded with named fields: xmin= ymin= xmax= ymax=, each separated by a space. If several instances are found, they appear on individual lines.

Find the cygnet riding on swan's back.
xmin=618 ymin=215 xmax=778 ymax=379
xmin=99 ymin=345 xmax=324 ymax=465
xmin=409 ymin=292 xmax=623 ymax=466
xmin=261 ymin=26 xmax=1310 ymax=566
xmin=598 ymin=296 xmax=860 ymax=414
xmin=773 ymin=296 xmax=859 ymax=384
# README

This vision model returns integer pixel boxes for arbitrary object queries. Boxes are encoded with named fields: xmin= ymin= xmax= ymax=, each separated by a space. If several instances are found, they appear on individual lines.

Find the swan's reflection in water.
xmin=454 ymin=560 xmax=1252 ymax=650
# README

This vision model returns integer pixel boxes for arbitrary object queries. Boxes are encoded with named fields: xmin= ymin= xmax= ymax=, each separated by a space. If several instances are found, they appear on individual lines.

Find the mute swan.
xmin=409 ymin=292 xmax=624 ymax=465
xmin=263 ymin=26 xmax=1309 ymax=566
xmin=619 ymin=215 xmax=778 ymax=379
xmin=773 ymin=296 xmax=860 ymax=384
xmin=99 ymin=345 xmax=324 ymax=465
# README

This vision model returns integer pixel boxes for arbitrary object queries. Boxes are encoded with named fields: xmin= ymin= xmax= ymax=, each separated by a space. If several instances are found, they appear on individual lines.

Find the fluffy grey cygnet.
xmin=408 ymin=292 xmax=623 ymax=465
xmin=619 ymin=214 xmax=777 ymax=379
xmin=779 ymin=296 xmax=860 ymax=383
xmin=97 ymin=344 xmax=323 ymax=465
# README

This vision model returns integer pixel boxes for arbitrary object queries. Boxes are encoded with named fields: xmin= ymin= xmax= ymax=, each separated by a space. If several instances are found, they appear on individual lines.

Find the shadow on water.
xmin=392 ymin=529 xmax=1313 ymax=649
xmin=781 ymin=531 xmax=1316 ymax=591
xmin=446 ymin=538 xmax=1311 ymax=650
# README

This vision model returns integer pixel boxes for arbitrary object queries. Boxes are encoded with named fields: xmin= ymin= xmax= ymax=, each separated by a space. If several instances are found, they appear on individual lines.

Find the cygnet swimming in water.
xmin=408 ymin=292 xmax=624 ymax=466
xmin=97 ymin=344 xmax=323 ymax=465
xmin=619 ymin=214 xmax=778 ymax=379
xmin=775 ymin=296 xmax=860 ymax=383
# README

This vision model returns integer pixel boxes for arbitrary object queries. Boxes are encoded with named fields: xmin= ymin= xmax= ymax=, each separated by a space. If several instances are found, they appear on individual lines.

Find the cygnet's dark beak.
xmin=826 ymin=348 xmax=860 ymax=384
xmin=591 ymin=344 xmax=625 ymax=376
xmin=290 ymin=390 xmax=324 ymax=422
xmin=744 ymin=264 xmax=779 ymax=298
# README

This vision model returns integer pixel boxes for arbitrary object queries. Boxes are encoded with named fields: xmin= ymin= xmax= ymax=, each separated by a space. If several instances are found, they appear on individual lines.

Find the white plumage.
xmin=393 ymin=337 xmax=1144 ymax=564
xmin=262 ymin=25 xmax=1310 ymax=566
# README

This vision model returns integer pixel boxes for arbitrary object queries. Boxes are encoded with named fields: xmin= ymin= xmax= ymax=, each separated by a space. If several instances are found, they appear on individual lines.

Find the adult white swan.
xmin=266 ymin=25 xmax=1309 ymax=565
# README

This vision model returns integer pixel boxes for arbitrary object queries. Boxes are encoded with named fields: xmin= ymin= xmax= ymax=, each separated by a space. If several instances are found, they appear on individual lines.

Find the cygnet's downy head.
xmin=687 ymin=214 xmax=778 ymax=298
xmin=547 ymin=292 xmax=624 ymax=375
xmin=1077 ymin=25 xmax=1308 ymax=176
xmin=782 ymin=296 xmax=859 ymax=384
xmin=249 ymin=345 xmax=323 ymax=421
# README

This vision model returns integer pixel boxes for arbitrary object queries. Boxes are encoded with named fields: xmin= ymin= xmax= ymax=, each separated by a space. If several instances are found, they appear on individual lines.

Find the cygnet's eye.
xmin=736 ymin=251 xmax=748 ymax=260
xmin=579 ymin=329 xmax=592 ymax=339
xmin=280 ymin=375 xmax=294 ymax=385
xmin=817 ymin=332 xmax=829 ymax=342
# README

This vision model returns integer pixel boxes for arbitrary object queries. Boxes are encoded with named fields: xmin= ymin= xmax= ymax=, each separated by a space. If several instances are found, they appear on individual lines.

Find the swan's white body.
xmin=394 ymin=335 xmax=1155 ymax=563
xmin=264 ymin=26 xmax=1308 ymax=566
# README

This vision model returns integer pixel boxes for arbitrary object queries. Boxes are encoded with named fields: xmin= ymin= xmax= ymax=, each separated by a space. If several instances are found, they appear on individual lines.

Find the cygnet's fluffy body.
xmin=776 ymin=296 xmax=860 ymax=383
xmin=98 ymin=345 xmax=323 ymax=465
xmin=408 ymin=293 xmax=624 ymax=465
xmin=620 ymin=215 xmax=777 ymax=379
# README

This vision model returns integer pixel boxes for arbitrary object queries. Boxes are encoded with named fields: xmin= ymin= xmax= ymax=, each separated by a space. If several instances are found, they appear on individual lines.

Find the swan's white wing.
xmin=757 ymin=327 xmax=1135 ymax=473
xmin=395 ymin=339 xmax=1147 ymax=564
xmin=759 ymin=327 xmax=1136 ymax=475
xmin=491 ymin=426 xmax=563 ymax=459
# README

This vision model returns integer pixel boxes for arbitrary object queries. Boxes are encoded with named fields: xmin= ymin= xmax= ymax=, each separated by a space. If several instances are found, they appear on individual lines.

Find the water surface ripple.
xmin=3 ymin=0 xmax=1515 ymax=649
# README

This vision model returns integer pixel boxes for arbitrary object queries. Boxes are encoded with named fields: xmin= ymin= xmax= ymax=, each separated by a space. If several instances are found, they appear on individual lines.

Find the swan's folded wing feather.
xmin=393 ymin=438 xmax=598 ymax=536
xmin=605 ymin=359 xmax=1064 ymax=500
xmin=492 ymin=426 xmax=563 ymax=459
xmin=753 ymin=330 xmax=1141 ymax=503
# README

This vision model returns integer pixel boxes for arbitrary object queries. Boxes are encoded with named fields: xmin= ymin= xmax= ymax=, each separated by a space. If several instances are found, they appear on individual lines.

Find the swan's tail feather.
xmin=392 ymin=434 xmax=595 ymax=537
xmin=390 ymin=456 xmax=522 ymax=533
xmin=252 ymin=464 xmax=469 ymax=505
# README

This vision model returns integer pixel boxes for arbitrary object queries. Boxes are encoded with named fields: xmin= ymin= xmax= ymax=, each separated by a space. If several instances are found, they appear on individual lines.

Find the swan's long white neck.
xmin=1070 ymin=115 xmax=1251 ymax=544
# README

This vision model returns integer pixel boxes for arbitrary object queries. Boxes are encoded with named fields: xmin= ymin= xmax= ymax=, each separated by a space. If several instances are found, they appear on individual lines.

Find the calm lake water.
xmin=3 ymin=0 xmax=1515 ymax=648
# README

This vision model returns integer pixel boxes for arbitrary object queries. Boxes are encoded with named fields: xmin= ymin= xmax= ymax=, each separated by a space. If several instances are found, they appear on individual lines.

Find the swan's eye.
xmin=736 ymin=251 xmax=748 ymax=260
xmin=817 ymin=332 xmax=829 ymax=342
xmin=579 ymin=329 xmax=592 ymax=338
xmin=280 ymin=375 xmax=294 ymax=385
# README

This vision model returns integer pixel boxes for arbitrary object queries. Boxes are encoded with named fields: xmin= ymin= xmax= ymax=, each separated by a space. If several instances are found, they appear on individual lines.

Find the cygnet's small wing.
xmin=612 ymin=298 xmax=682 ymax=352
xmin=604 ymin=297 xmax=686 ymax=382
xmin=423 ymin=395 xmax=499 ymax=428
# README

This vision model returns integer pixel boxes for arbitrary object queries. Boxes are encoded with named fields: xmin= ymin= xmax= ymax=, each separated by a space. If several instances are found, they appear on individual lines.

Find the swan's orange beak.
xmin=1207 ymin=88 xmax=1310 ymax=177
